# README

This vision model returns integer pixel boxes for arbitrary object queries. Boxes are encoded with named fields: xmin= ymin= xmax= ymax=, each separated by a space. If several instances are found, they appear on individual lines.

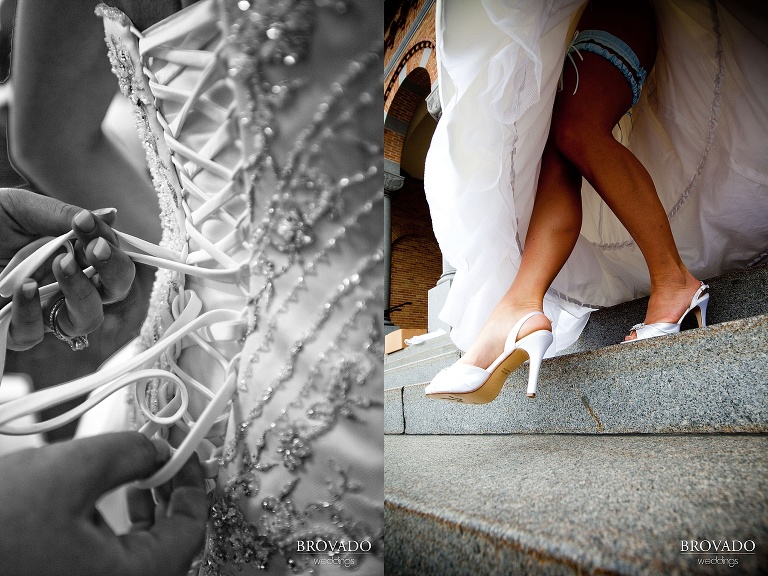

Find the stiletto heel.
xmin=694 ymin=295 xmax=708 ymax=328
xmin=625 ymin=282 xmax=710 ymax=342
xmin=425 ymin=312 xmax=553 ymax=404
xmin=517 ymin=330 xmax=551 ymax=398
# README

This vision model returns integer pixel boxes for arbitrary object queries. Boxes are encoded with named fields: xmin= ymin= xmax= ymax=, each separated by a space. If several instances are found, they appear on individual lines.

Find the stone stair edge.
xmin=383 ymin=349 xmax=459 ymax=376
xmin=384 ymin=434 xmax=768 ymax=575
xmin=385 ymin=495 xmax=574 ymax=567
xmin=552 ymin=263 xmax=768 ymax=355
xmin=386 ymin=314 xmax=768 ymax=435
xmin=390 ymin=313 xmax=768 ymax=390
xmin=384 ymin=346 xmax=459 ymax=372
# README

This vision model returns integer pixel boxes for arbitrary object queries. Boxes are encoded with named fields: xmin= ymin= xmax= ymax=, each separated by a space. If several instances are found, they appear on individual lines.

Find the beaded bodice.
xmin=97 ymin=1 xmax=384 ymax=573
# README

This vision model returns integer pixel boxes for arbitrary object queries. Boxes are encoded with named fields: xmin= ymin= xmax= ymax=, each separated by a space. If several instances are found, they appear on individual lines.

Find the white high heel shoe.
xmin=425 ymin=311 xmax=553 ymax=403
xmin=625 ymin=282 xmax=710 ymax=342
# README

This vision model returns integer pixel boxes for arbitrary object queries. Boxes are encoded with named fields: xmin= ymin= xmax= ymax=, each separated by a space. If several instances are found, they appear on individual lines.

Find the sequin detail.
xmin=98 ymin=20 xmax=186 ymax=351
xmin=205 ymin=303 xmax=383 ymax=574
xmin=101 ymin=33 xmax=149 ymax=106
xmin=97 ymin=0 xmax=384 ymax=572
xmin=94 ymin=4 xmax=131 ymax=29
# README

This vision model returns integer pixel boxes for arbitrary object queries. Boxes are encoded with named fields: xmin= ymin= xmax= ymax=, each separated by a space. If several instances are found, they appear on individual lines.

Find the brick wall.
xmin=384 ymin=0 xmax=438 ymax=166
xmin=390 ymin=174 xmax=442 ymax=329
xmin=384 ymin=131 xmax=406 ymax=167
xmin=385 ymin=0 xmax=442 ymax=331
xmin=384 ymin=1 xmax=438 ymax=110
xmin=390 ymin=236 xmax=441 ymax=329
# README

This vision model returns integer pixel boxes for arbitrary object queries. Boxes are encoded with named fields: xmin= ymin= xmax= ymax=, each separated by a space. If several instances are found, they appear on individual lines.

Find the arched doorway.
xmin=385 ymin=66 xmax=442 ymax=332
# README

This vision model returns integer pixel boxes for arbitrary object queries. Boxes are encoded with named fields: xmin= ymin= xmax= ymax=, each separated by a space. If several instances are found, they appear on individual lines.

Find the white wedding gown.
xmin=77 ymin=1 xmax=384 ymax=574
xmin=425 ymin=0 xmax=768 ymax=353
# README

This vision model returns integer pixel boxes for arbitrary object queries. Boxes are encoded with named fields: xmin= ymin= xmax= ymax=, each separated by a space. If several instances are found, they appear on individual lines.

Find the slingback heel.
xmin=625 ymin=282 xmax=710 ymax=342
xmin=425 ymin=311 xmax=553 ymax=404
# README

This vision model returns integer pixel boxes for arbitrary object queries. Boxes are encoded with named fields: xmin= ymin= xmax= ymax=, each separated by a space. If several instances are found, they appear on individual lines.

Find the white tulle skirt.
xmin=425 ymin=0 xmax=768 ymax=353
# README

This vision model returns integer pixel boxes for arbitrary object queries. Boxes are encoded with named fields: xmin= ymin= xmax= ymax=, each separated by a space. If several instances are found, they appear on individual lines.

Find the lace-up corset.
xmin=96 ymin=1 xmax=384 ymax=573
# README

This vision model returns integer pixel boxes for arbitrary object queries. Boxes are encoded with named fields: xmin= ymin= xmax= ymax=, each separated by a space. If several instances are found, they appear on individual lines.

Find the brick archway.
xmin=385 ymin=65 xmax=434 ymax=169
xmin=385 ymin=41 xmax=435 ymax=105
xmin=384 ymin=0 xmax=443 ymax=333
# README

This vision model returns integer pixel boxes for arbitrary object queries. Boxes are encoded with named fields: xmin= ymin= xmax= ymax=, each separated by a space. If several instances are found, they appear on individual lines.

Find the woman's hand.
xmin=0 ymin=432 xmax=208 ymax=576
xmin=0 ymin=188 xmax=135 ymax=350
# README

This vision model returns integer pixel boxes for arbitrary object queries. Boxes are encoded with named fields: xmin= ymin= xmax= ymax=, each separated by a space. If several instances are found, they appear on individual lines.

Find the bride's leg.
xmin=459 ymin=137 xmax=581 ymax=369
xmin=553 ymin=1 xmax=701 ymax=341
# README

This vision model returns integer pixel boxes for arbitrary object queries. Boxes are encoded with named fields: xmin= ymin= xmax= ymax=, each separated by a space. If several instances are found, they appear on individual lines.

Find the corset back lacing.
xmin=0 ymin=0 xmax=384 ymax=497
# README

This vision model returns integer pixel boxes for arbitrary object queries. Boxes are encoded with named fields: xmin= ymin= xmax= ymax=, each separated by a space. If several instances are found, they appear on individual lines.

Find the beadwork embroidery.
xmin=207 ymin=298 xmax=383 ymax=574
xmin=101 ymin=33 xmax=149 ymax=106
xmin=97 ymin=0 xmax=383 ymax=573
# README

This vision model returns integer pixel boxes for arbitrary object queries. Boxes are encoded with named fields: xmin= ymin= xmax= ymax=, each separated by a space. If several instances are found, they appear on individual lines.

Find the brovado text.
xmin=680 ymin=540 xmax=756 ymax=553
xmin=296 ymin=540 xmax=373 ymax=553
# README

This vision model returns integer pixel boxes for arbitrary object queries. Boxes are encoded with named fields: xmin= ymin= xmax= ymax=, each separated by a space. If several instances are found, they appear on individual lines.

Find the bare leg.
xmin=552 ymin=0 xmax=700 ymax=340
xmin=459 ymin=139 xmax=581 ymax=368
xmin=461 ymin=0 xmax=701 ymax=368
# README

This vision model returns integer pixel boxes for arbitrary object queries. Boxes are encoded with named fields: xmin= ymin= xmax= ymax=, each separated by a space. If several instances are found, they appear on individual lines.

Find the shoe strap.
xmin=676 ymin=282 xmax=710 ymax=324
xmin=630 ymin=321 xmax=678 ymax=332
xmin=693 ymin=282 xmax=709 ymax=302
xmin=629 ymin=322 xmax=680 ymax=340
xmin=504 ymin=311 xmax=547 ymax=353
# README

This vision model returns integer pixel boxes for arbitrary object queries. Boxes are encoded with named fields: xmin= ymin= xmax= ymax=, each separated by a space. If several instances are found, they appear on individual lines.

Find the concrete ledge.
xmin=385 ymin=345 xmax=459 ymax=372
xmin=388 ymin=315 xmax=768 ymax=434
xmin=385 ymin=387 xmax=405 ymax=434
xmin=385 ymin=434 xmax=768 ymax=575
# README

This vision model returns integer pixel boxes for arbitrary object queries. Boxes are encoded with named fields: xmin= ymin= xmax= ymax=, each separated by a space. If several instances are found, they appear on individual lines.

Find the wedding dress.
xmin=0 ymin=0 xmax=384 ymax=574
xmin=425 ymin=0 xmax=768 ymax=353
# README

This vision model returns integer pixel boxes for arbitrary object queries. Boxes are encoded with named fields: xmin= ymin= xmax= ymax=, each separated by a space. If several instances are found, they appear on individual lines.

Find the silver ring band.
xmin=48 ymin=297 xmax=89 ymax=351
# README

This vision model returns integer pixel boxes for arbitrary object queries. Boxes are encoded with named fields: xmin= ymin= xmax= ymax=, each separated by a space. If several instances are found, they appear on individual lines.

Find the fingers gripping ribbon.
xmin=0 ymin=220 xmax=247 ymax=488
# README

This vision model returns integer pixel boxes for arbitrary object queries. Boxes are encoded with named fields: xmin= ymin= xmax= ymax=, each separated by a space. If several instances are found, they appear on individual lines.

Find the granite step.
xmin=557 ymin=263 xmax=768 ymax=356
xmin=385 ymin=434 xmax=768 ymax=575
xmin=385 ymin=314 xmax=768 ymax=435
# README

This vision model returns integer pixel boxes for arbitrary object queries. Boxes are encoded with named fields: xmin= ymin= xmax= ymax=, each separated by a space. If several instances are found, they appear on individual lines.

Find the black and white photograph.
xmin=0 ymin=0 xmax=384 ymax=574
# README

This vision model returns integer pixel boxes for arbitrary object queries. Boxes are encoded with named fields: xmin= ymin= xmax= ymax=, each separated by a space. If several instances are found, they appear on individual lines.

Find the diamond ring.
xmin=48 ymin=297 xmax=89 ymax=351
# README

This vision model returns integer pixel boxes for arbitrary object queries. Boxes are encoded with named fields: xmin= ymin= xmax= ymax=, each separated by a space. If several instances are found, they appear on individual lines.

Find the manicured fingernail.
xmin=93 ymin=237 xmax=111 ymax=261
xmin=21 ymin=280 xmax=37 ymax=300
xmin=74 ymin=210 xmax=96 ymax=232
xmin=60 ymin=253 xmax=77 ymax=276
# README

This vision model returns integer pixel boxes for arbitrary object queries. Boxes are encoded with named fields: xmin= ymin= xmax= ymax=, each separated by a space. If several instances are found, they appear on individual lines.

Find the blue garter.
xmin=563 ymin=29 xmax=647 ymax=107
